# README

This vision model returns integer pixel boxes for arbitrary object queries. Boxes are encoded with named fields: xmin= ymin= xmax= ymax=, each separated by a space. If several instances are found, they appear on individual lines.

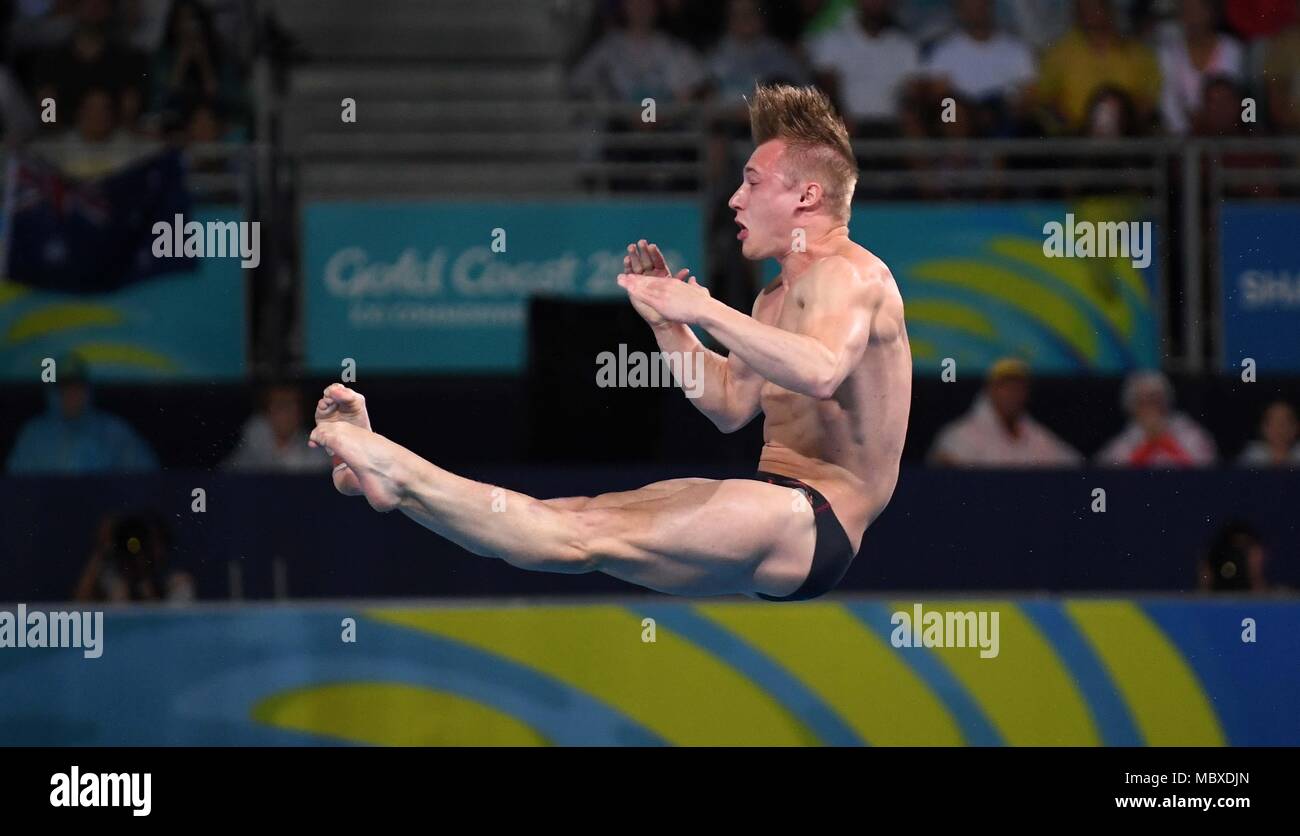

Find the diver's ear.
xmin=799 ymin=181 xmax=824 ymax=211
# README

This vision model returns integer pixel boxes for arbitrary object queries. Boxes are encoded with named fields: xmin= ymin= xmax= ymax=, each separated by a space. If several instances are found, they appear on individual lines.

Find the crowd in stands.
xmin=928 ymin=358 xmax=1300 ymax=468
xmin=0 ymin=0 xmax=248 ymax=161
xmin=6 ymin=351 xmax=1299 ymax=475
xmin=568 ymin=0 xmax=1300 ymax=139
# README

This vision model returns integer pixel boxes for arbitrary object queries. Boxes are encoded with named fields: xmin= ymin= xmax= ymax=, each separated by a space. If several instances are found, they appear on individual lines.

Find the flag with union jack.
xmin=2 ymin=148 xmax=195 ymax=293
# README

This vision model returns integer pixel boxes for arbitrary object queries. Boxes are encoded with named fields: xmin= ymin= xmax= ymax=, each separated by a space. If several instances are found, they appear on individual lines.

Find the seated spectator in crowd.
xmin=1035 ymin=0 xmax=1161 ymax=133
xmin=1238 ymin=400 xmax=1300 ymax=466
xmin=1194 ymin=75 xmax=1283 ymax=191
xmin=1199 ymin=520 xmax=1272 ymax=592
xmin=805 ymin=0 xmax=921 ymax=134
xmin=707 ymin=0 xmax=810 ymax=105
xmin=1095 ymin=370 xmax=1217 ymax=467
xmin=928 ymin=358 xmax=1083 ymax=467
xmin=1157 ymin=0 xmax=1245 ymax=134
xmin=31 ymin=0 xmax=149 ymax=132
xmin=148 ymin=0 xmax=244 ymax=121
xmin=569 ymin=0 xmax=706 ymax=104
xmin=1263 ymin=0 xmax=1300 ymax=131
xmin=1081 ymin=85 xmax=1143 ymax=137
xmin=223 ymin=383 xmax=331 ymax=473
xmin=74 ymin=512 xmax=194 ymax=603
xmin=923 ymin=0 xmax=1036 ymax=119
xmin=5 ymin=353 xmax=158 ymax=474
xmin=43 ymin=86 xmax=153 ymax=178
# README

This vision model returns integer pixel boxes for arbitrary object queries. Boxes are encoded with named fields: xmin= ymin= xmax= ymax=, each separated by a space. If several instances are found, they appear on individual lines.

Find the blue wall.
xmin=0 ymin=467 xmax=1295 ymax=601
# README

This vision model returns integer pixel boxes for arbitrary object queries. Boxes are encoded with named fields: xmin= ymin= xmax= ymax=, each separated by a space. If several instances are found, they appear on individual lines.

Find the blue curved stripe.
xmin=846 ymin=602 xmax=1003 ymax=746
xmin=0 ymin=611 xmax=663 ymax=746
xmin=634 ymin=603 xmax=863 ymax=746
xmin=1143 ymin=601 xmax=1300 ymax=746
xmin=1019 ymin=601 xmax=1141 ymax=746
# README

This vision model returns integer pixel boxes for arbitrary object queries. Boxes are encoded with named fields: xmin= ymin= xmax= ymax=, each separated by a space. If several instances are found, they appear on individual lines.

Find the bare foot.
xmin=308 ymin=422 xmax=408 ymax=513
xmin=315 ymin=383 xmax=372 ymax=495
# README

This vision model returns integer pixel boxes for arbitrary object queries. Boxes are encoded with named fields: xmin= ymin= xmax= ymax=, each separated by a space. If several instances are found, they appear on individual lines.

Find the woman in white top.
xmin=1238 ymin=401 xmax=1300 ymax=468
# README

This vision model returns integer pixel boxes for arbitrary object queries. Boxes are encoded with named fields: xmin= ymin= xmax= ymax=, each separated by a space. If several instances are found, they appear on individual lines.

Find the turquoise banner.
xmin=0 ymin=206 xmax=247 ymax=381
xmin=302 ymin=200 xmax=703 ymax=373
xmin=765 ymin=200 xmax=1162 ymax=374
xmin=0 ymin=598 xmax=1291 ymax=746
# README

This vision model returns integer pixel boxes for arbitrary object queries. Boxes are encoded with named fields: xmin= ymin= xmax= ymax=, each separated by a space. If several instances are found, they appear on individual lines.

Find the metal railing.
xmin=4 ymin=122 xmax=1297 ymax=376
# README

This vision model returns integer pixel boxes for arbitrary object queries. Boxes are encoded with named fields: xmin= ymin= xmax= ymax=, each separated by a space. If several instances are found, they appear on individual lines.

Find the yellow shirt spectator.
xmin=1038 ymin=29 xmax=1162 ymax=131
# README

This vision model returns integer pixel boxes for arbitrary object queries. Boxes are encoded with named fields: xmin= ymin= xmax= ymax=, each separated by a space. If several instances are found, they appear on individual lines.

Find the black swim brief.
xmin=743 ymin=471 xmax=858 ymax=601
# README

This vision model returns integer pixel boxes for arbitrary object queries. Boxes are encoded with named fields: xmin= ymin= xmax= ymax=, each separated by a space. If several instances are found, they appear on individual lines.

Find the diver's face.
xmin=728 ymin=140 xmax=803 ymax=261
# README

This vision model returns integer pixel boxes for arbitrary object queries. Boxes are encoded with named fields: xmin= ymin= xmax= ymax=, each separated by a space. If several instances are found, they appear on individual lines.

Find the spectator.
xmin=1194 ymin=76 xmax=1283 ymax=193
xmin=1035 ymin=0 xmax=1161 ymax=133
xmin=31 ymin=0 xmax=149 ymax=131
xmin=1238 ymin=400 xmax=1300 ymax=466
xmin=1082 ymin=85 xmax=1142 ymax=137
xmin=74 ymin=512 xmax=195 ymax=603
xmin=928 ymin=358 xmax=1083 ymax=467
xmin=1157 ymin=0 xmax=1245 ymax=135
xmin=923 ymin=0 xmax=1036 ymax=111
xmin=1199 ymin=520 xmax=1270 ymax=592
xmin=223 ymin=383 xmax=331 ymax=473
xmin=569 ymin=0 xmax=706 ymax=104
xmin=707 ymin=0 xmax=810 ymax=105
xmin=5 ymin=353 xmax=158 ymax=475
xmin=148 ymin=0 xmax=243 ymax=121
xmin=1263 ymin=0 xmax=1300 ymax=131
xmin=805 ymin=0 xmax=921 ymax=133
xmin=1095 ymin=370 xmax=1217 ymax=467
xmin=44 ymin=85 xmax=152 ymax=177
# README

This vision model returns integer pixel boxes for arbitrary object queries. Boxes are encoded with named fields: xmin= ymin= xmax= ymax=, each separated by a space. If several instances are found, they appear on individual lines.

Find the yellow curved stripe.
xmin=371 ymin=606 xmax=817 ymax=746
xmin=989 ymin=238 xmax=1139 ymax=338
xmin=66 ymin=343 xmax=178 ymax=372
xmin=909 ymin=338 xmax=938 ymax=360
xmin=5 ymin=304 xmax=124 ymax=343
xmin=1072 ymin=196 xmax=1157 ymax=304
xmin=0 ymin=281 xmax=30 ymax=306
xmin=905 ymin=300 xmax=999 ymax=340
xmin=894 ymin=600 xmax=1099 ymax=746
xmin=910 ymin=260 xmax=1099 ymax=362
xmin=1066 ymin=601 xmax=1225 ymax=746
xmin=697 ymin=602 xmax=963 ymax=745
xmin=252 ymin=682 xmax=547 ymax=746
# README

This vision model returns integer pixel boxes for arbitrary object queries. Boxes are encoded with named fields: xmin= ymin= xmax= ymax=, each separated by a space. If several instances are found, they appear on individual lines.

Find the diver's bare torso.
xmin=753 ymin=240 xmax=911 ymax=553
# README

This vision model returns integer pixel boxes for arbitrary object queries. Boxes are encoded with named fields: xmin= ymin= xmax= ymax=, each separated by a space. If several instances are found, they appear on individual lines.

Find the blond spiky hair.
xmin=747 ymin=84 xmax=858 ymax=219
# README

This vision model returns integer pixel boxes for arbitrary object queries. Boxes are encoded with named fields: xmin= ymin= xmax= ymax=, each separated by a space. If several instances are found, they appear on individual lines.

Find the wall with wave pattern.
xmin=0 ymin=598 xmax=1293 ymax=746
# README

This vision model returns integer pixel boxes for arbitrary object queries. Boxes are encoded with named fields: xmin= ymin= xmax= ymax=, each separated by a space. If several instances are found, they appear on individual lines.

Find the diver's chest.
xmin=757 ymin=285 xmax=806 ymax=331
